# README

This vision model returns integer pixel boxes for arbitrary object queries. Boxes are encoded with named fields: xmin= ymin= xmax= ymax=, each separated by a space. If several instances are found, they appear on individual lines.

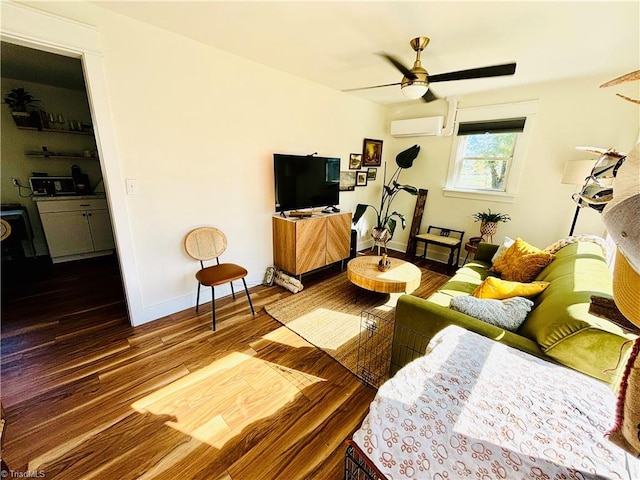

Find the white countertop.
xmin=32 ymin=194 xmax=106 ymax=202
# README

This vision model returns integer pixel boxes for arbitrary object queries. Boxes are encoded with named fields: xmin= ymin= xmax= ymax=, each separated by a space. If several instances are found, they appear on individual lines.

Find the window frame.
xmin=443 ymin=101 xmax=538 ymax=203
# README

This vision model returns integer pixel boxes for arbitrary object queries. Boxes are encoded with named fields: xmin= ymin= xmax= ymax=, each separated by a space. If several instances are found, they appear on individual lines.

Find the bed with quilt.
xmin=346 ymin=326 xmax=639 ymax=480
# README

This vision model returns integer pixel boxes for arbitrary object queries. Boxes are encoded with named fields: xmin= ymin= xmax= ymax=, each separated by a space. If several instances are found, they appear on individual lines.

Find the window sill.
xmin=442 ymin=188 xmax=517 ymax=203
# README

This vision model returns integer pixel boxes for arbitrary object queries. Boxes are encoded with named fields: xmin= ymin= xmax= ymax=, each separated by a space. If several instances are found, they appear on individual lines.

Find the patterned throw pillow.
xmin=607 ymin=338 xmax=640 ymax=456
xmin=490 ymin=238 xmax=555 ymax=282
xmin=472 ymin=276 xmax=550 ymax=300
xmin=450 ymin=296 xmax=534 ymax=332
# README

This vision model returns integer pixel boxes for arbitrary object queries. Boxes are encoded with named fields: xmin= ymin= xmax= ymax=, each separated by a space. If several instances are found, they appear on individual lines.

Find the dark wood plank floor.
xmin=1 ymin=251 xmax=447 ymax=479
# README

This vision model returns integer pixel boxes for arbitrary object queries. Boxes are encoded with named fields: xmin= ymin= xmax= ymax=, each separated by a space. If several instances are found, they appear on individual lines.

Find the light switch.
xmin=125 ymin=178 xmax=138 ymax=195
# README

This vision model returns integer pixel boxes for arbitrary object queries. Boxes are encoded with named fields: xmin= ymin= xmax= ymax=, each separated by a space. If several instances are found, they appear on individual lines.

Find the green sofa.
xmin=391 ymin=241 xmax=637 ymax=385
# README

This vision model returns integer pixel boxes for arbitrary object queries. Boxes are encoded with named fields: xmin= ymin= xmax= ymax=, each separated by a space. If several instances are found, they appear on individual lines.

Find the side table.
xmin=463 ymin=241 xmax=479 ymax=264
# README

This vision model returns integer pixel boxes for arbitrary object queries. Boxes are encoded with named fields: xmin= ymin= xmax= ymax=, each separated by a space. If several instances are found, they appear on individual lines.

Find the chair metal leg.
xmin=230 ymin=281 xmax=236 ymax=300
xmin=195 ymin=282 xmax=201 ymax=312
xmin=242 ymin=278 xmax=255 ymax=315
xmin=211 ymin=286 xmax=216 ymax=331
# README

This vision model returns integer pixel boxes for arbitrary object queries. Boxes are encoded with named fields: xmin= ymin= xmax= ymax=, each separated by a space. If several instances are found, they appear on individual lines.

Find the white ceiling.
xmin=92 ymin=1 xmax=640 ymax=105
xmin=4 ymin=2 xmax=639 ymax=104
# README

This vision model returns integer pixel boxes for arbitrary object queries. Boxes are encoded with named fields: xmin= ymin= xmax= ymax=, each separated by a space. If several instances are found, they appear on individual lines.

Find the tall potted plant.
xmin=472 ymin=208 xmax=510 ymax=242
xmin=352 ymin=145 xmax=420 ymax=252
xmin=3 ymin=87 xmax=40 ymax=127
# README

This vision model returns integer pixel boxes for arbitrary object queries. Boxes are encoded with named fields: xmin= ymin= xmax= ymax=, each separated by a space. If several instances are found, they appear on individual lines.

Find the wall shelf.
xmin=26 ymin=151 xmax=98 ymax=161
xmin=16 ymin=125 xmax=94 ymax=136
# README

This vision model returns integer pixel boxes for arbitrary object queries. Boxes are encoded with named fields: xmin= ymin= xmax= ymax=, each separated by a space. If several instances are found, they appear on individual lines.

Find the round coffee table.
xmin=347 ymin=256 xmax=422 ymax=294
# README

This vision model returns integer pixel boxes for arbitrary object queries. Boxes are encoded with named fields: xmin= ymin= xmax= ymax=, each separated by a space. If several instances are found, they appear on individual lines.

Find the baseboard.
xmin=131 ymin=274 xmax=263 ymax=326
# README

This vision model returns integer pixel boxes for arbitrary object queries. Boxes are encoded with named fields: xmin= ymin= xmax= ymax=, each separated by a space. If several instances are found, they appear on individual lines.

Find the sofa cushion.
xmin=436 ymin=259 xmax=495 ymax=300
xmin=490 ymin=238 xmax=555 ymax=282
xmin=518 ymin=241 xmax=636 ymax=383
xmin=450 ymin=296 xmax=533 ymax=331
xmin=472 ymin=276 xmax=549 ymax=300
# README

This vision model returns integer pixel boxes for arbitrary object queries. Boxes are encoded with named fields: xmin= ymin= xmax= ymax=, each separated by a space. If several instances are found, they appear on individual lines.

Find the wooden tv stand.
xmin=272 ymin=212 xmax=352 ymax=276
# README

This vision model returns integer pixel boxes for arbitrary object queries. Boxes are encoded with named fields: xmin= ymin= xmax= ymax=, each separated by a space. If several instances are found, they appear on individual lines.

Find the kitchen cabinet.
xmin=272 ymin=212 xmax=351 ymax=276
xmin=35 ymin=197 xmax=115 ymax=263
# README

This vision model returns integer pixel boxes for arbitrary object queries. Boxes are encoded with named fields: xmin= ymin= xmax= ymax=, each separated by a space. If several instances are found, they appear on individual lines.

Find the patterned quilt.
xmin=352 ymin=326 xmax=639 ymax=480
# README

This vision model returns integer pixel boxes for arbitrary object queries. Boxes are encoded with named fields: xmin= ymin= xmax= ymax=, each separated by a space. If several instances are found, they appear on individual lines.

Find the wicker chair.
xmin=184 ymin=227 xmax=254 ymax=330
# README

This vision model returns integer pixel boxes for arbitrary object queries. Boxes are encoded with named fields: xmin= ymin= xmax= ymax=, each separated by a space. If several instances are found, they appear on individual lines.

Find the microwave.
xmin=30 ymin=176 xmax=76 ymax=196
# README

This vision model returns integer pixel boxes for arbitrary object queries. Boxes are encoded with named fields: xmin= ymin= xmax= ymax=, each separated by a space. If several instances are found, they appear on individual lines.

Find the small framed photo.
xmin=362 ymin=138 xmax=383 ymax=167
xmin=340 ymin=171 xmax=356 ymax=191
xmin=356 ymin=171 xmax=368 ymax=187
xmin=349 ymin=153 xmax=362 ymax=170
xmin=367 ymin=167 xmax=377 ymax=181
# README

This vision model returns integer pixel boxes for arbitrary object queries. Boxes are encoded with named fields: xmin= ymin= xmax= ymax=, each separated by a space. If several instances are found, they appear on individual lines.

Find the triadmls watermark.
xmin=1 ymin=470 xmax=45 ymax=478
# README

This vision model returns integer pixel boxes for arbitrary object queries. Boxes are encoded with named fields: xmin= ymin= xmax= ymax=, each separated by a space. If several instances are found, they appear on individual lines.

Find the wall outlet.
xmin=12 ymin=178 xmax=19 ymax=186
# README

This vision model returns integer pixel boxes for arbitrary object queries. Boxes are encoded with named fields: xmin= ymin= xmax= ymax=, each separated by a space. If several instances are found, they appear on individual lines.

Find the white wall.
xmin=382 ymin=75 xmax=639 ymax=260
xmin=1 ymin=3 xmax=387 ymax=324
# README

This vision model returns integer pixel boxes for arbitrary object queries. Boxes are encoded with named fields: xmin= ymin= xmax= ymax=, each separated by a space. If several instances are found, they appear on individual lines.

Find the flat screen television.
xmin=273 ymin=154 xmax=340 ymax=212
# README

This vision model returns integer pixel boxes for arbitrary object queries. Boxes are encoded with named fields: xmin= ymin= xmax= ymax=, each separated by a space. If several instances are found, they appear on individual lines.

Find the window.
xmin=444 ymin=102 xmax=537 ymax=203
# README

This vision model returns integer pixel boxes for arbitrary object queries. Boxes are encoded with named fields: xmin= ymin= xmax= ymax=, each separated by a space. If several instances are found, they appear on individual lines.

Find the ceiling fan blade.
xmin=421 ymin=89 xmax=438 ymax=103
xmin=377 ymin=52 xmax=418 ymax=80
xmin=429 ymin=63 xmax=516 ymax=83
xmin=342 ymin=82 xmax=401 ymax=92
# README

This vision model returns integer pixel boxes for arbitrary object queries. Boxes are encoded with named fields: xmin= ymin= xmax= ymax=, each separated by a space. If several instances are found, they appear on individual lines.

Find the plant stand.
xmin=480 ymin=220 xmax=498 ymax=243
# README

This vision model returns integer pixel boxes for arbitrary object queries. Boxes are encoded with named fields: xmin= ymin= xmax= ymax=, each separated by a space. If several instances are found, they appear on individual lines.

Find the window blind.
xmin=457 ymin=117 xmax=526 ymax=136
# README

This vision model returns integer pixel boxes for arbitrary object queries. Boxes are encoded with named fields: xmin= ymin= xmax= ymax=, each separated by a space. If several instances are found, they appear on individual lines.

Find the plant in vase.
xmin=472 ymin=208 xmax=511 ymax=243
xmin=352 ymin=144 xmax=420 ymax=253
xmin=3 ymin=87 xmax=40 ymax=127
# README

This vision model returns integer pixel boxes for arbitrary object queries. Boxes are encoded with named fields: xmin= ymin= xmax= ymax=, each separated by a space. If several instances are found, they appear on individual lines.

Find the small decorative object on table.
xmin=377 ymin=253 xmax=391 ymax=271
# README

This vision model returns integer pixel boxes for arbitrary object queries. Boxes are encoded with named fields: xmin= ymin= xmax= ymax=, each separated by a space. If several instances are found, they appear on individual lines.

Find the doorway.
xmin=1 ymin=41 xmax=128 ymax=322
xmin=2 ymin=3 xmax=144 ymax=326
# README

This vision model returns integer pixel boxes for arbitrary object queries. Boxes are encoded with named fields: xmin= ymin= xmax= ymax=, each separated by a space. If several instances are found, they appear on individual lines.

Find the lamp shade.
xmin=561 ymin=159 xmax=595 ymax=185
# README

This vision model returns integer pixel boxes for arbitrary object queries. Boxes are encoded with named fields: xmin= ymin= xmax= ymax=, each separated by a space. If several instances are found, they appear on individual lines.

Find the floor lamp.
xmin=561 ymin=159 xmax=596 ymax=236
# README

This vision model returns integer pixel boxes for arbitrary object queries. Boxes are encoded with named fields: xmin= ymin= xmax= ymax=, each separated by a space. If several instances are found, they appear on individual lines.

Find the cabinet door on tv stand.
xmin=295 ymin=217 xmax=327 ymax=274
xmin=327 ymin=213 xmax=352 ymax=263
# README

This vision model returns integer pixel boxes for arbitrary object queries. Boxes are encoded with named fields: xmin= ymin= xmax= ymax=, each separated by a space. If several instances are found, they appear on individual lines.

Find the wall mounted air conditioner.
xmin=390 ymin=116 xmax=445 ymax=137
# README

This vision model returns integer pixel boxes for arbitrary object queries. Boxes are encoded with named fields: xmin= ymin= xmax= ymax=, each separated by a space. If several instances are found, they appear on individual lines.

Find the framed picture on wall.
xmin=367 ymin=167 xmax=377 ymax=181
xmin=362 ymin=138 xmax=383 ymax=167
xmin=356 ymin=171 xmax=368 ymax=186
xmin=340 ymin=171 xmax=356 ymax=191
xmin=349 ymin=153 xmax=362 ymax=170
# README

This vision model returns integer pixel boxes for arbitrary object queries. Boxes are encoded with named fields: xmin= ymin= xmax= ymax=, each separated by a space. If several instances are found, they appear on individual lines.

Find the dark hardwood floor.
xmin=0 ymin=251 xmax=447 ymax=479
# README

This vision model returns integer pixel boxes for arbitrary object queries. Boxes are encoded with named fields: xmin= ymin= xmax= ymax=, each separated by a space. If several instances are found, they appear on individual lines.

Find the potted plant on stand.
xmin=472 ymin=208 xmax=511 ymax=243
xmin=3 ymin=87 xmax=40 ymax=128
xmin=352 ymin=145 xmax=420 ymax=254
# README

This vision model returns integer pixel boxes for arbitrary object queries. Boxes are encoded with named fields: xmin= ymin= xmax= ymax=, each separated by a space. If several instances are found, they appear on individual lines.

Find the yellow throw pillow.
xmin=472 ymin=276 xmax=550 ymax=300
xmin=490 ymin=238 xmax=555 ymax=282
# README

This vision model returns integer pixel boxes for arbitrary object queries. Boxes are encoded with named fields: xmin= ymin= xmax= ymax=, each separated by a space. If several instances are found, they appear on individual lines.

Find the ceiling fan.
xmin=344 ymin=37 xmax=517 ymax=102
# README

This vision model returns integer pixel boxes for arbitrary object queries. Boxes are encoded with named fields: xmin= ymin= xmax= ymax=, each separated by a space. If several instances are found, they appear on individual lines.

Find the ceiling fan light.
xmin=402 ymin=83 xmax=429 ymax=99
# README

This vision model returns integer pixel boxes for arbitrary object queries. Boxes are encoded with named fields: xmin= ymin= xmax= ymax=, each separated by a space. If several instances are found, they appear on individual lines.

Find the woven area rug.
xmin=264 ymin=267 xmax=449 ymax=384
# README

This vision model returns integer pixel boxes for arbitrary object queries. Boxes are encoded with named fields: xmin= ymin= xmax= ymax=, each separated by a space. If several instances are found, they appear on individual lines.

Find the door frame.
xmin=1 ymin=2 xmax=143 ymax=325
